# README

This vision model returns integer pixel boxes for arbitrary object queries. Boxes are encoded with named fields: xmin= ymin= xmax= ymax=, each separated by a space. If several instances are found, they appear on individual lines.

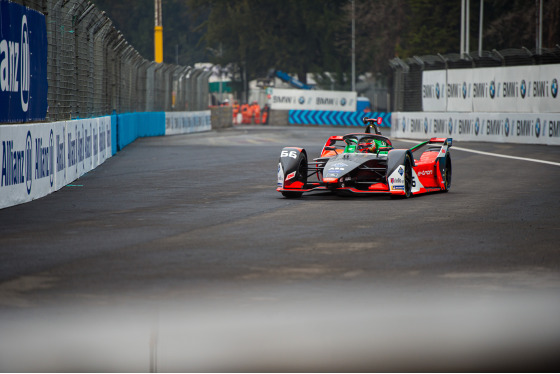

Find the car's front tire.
xmin=441 ymin=154 xmax=452 ymax=192
xmin=392 ymin=154 xmax=413 ymax=199
xmin=281 ymin=151 xmax=307 ymax=199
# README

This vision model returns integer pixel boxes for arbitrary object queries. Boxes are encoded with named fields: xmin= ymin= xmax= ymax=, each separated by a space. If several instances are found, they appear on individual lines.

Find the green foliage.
xmin=91 ymin=0 xmax=208 ymax=65
xmin=403 ymin=0 xmax=461 ymax=56
xmin=194 ymin=0 xmax=348 ymax=84
xmin=91 ymin=0 xmax=559 ymax=86
xmin=92 ymin=0 xmax=153 ymax=59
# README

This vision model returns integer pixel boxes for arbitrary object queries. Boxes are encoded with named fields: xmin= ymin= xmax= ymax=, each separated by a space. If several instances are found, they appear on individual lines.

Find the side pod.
xmin=386 ymin=149 xmax=414 ymax=177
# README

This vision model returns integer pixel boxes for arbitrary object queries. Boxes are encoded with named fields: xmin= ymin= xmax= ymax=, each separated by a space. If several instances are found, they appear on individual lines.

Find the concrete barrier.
xmin=210 ymin=107 xmax=233 ymax=130
xmin=117 ymin=112 xmax=166 ymax=151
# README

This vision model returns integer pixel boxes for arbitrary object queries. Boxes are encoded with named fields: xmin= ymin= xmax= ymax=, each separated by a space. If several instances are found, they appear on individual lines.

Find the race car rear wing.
xmin=428 ymin=138 xmax=453 ymax=147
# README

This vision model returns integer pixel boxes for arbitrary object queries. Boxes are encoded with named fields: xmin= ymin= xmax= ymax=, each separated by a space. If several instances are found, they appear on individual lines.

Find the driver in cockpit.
xmin=358 ymin=138 xmax=377 ymax=153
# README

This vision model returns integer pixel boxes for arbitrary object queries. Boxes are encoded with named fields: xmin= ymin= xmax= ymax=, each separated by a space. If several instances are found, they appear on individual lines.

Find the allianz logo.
xmin=0 ymin=14 xmax=30 ymax=112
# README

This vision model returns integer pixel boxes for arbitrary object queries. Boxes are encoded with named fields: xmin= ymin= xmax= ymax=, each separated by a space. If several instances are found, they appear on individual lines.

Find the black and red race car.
xmin=277 ymin=117 xmax=452 ymax=198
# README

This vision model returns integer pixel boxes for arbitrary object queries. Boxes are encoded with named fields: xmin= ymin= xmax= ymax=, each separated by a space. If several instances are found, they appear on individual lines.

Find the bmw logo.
xmin=402 ymin=117 xmax=406 ymax=132
xmin=535 ymin=118 xmax=541 ymax=138
xmin=298 ymin=96 xmax=305 ymax=104
xmin=436 ymin=83 xmax=440 ymax=99
xmin=505 ymin=118 xmax=510 ymax=137
xmin=462 ymin=82 xmax=467 ymax=99
xmin=448 ymin=118 xmax=453 ymax=135
xmin=475 ymin=118 xmax=480 ymax=135
xmin=490 ymin=81 xmax=496 ymax=99
xmin=520 ymin=80 xmax=526 ymax=98
xmin=552 ymin=79 xmax=558 ymax=98
xmin=341 ymin=98 xmax=347 ymax=106
xmin=424 ymin=118 xmax=428 ymax=134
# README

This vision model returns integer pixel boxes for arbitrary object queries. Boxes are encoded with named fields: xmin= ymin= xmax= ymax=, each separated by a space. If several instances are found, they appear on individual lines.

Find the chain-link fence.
xmin=389 ymin=46 xmax=560 ymax=112
xmin=7 ymin=0 xmax=210 ymax=122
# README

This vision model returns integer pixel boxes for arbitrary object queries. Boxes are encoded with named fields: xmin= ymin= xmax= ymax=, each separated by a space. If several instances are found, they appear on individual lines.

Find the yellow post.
xmin=154 ymin=25 xmax=163 ymax=63
xmin=154 ymin=0 xmax=163 ymax=63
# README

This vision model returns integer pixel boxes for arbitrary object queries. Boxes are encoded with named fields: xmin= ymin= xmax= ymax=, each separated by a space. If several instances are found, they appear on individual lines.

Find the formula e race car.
xmin=277 ymin=117 xmax=452 ymax=198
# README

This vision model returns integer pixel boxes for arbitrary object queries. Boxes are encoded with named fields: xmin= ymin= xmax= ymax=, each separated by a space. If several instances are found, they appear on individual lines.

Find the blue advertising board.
xmin=0 ymin=0 xmax=48 ymax=123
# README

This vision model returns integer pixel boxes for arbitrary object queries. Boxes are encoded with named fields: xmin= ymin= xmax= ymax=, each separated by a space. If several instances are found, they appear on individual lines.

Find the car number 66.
xmin=281 ymin=150 xmax=298 ymax=159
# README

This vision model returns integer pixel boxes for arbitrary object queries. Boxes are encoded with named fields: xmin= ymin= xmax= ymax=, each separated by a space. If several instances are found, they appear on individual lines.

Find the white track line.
xmin=398 ymin=139 xmax=560 ymax=167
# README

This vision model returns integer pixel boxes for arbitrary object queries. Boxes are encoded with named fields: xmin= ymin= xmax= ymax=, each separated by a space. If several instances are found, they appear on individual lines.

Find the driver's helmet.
xmin=358 ymin=137 xmax=377 ymax=153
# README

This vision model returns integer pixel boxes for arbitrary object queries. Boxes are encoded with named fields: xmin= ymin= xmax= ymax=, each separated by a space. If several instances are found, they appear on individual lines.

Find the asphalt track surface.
xmin=1 ymin=125 xmax=560 ymax=371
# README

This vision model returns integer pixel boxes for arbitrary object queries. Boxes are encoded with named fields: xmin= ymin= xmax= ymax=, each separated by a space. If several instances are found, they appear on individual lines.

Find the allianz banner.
xmin=268 ymin=88 xmax=357 ymax=112
xmin=423 ymin=65 xmax=559 ymax=113
xmin=0 ymin=117 xmax=113 ymax=209
xmin=0 ymin=0 xmax=48 ymax=123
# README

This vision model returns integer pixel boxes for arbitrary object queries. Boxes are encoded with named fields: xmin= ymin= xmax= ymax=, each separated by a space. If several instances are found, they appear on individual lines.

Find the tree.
xmin=92 ymin=0 xmax=209 ymax=65
xmin=92 ymin=0 xmax=153 ymax=59
xmin=484 ymin=0 xmax=560 ymax=51
xmin=401 ymin=0 xmax=461 ymax=56
xmin=190 ymin=0 xmax=348 ymax=89
xmin=342 ymin=0 xmax=409 ymax=75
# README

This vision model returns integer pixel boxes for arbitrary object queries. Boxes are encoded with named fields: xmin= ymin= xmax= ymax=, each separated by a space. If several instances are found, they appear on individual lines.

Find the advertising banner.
xmin=165 ymin=111 xmax=211 ymax=135
xmin=0 ymin=0 xmax=48 ymax=122
xmin=423 ymin=65 xmax=559 ymax=113
xmin=0 ymin=116 xmax=113 ymax=209
xmin=268 ymin=88 xmax=357 ymax=112
xmin=446 ymin=69 xmax=474 ymax=112
xmin=471 ymin=65 xmax=559 ymax=113
xmin=422 ymin=70 xmax=447 ymax=112
xmin=289 ymin=110 xmax=391 ymax=127
xmin=1 ymin=122 xmax=61 ymax=208
xmin=98 ymin=116 xmax=112 ymax=164
xmin=393 ymin=111 xmax=560 ymax=145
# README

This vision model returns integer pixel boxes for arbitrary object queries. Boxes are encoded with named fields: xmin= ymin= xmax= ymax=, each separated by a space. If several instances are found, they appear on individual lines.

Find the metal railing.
xmin=7 ymin=0 xmax=210 ymax=122
xmin=389 ymin=46 xmax=560 ymax=112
